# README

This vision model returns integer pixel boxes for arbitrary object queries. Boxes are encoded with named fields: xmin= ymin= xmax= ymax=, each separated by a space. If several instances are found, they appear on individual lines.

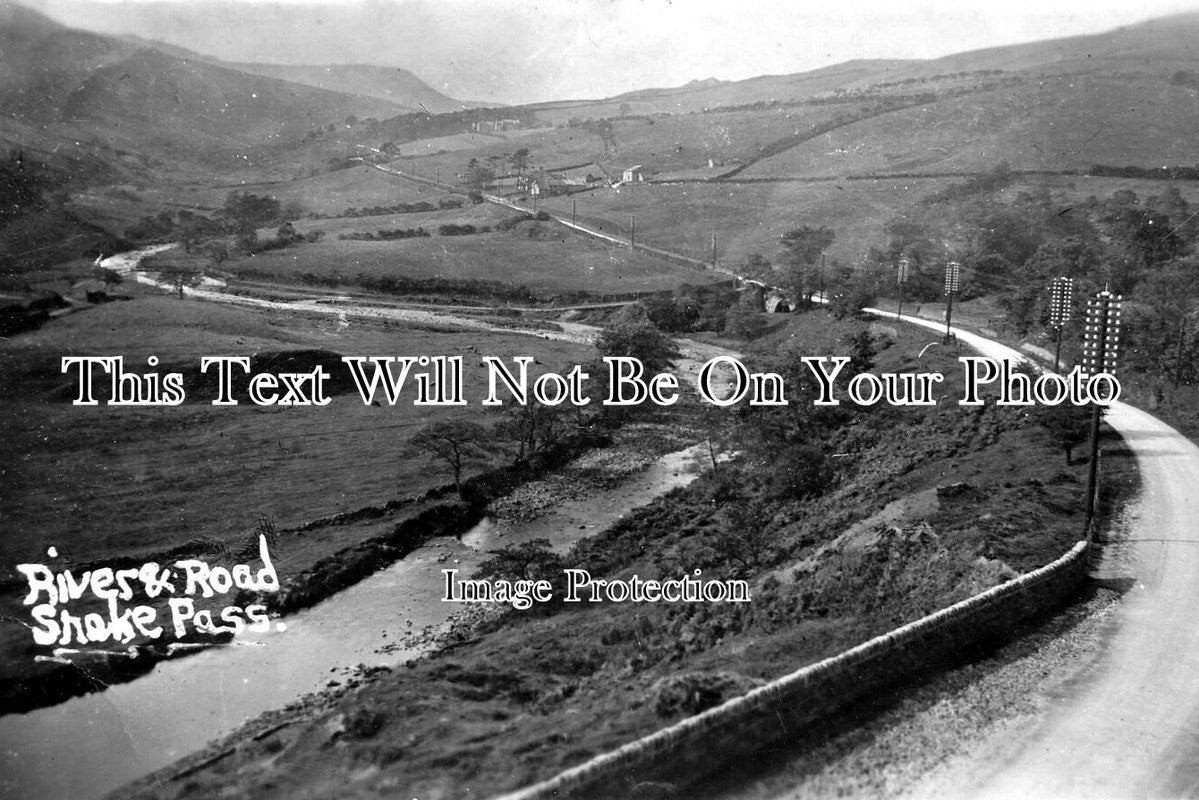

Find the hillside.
xmin=0 ymin=2 xmax=404 ymax=160
xmin=522 ymin=60 xmax=913 ymax=123
xmin=227 ymin=63 xmax=486 ymax=115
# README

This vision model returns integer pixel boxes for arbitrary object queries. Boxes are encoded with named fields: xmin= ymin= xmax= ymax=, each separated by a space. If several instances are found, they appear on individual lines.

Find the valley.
xmin=2 ymin=2 xmax=1199 ymax=799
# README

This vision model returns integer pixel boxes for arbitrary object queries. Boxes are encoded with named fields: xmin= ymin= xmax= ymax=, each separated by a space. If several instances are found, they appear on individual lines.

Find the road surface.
xmin=871 ymin=309 xmax=1199 ymax=798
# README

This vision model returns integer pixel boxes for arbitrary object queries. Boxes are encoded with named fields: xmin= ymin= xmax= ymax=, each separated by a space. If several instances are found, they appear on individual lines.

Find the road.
xmin=868 ymin=308 xmax=1199 ymax=798
xmin=366 ymin=162 xmax=735 ymax=276
xmin=124 ymin=237 xmax=1199 ymax=793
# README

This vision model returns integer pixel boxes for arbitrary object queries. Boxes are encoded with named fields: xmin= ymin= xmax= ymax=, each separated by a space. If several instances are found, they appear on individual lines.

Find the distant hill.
xmin=0 ymin=2 xmax=406 ymax=159
xmin=522 ymin=60 xmax=915 ymax=122
xmin=733 ymin=14 xmax=1199 ymax=178
xmin=226 ymin=63 xmax=489 ymax=114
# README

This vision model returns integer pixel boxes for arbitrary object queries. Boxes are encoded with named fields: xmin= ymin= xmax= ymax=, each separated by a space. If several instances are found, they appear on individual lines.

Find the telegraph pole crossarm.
xmin=1081 ymin=288 xmax=1122 ymax=535
xmin=943 ymin=260 xmax=961 ymax=344
xmin=897 ymin=256 xmax=910 ymax=321
xmin=1049 ymin=276 xmax=1074 ymax=373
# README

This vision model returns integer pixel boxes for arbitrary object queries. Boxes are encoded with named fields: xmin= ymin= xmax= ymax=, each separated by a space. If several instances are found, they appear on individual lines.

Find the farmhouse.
xmin=524 ymin=168 xmax=596 ymax=197
xmin=469 ymin=119 xmax=523 ymax=133
xmin=621 ymin=164 xmax=654 ymax=183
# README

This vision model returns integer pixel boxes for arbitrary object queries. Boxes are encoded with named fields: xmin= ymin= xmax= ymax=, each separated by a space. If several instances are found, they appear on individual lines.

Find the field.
xmin=383 ymin=126 xmax=608 ymax=182
xmin=537 ymin=177 xmax=955 ymax=267
xmin=263 ymin=201 xmax=515 ymax=239
xmin=210 ymin=221 xmax=725 ymax=296
xmin=0 ymin=292 xmax=604 ymax=697
xmin=0 ymin=295 xmax=597 ymax=570
xmin=742 ymin=75 xmax=1199 ymax=178
xmin=596 ymin=106 xmax=850 ymax=174
xmin=174 ymin=165 xmax=457 ymax=216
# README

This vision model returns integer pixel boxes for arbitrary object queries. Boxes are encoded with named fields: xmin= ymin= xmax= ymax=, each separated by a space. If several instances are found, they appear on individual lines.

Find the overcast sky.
xmin=26 ymin=0 xmax=1199 ymax=104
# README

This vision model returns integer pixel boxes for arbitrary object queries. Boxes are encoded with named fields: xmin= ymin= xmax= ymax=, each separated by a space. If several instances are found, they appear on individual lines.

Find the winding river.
xmin=0 ymin=445 xmax=707 ymax=800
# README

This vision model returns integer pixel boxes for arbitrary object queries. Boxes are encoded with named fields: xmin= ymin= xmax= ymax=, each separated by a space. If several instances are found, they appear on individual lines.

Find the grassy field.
xmin=0 ymin=293 xmax=603 ymax=698
xmin=213 ymin=222 xmax=725 ymax=295
xmin=600 ymin=106 xmax=850 ymax=175
xmin=244 ymin=201 xmax=517 ymax=242
xmin=741 ymin=75 xmax=1199 ymax=178
xmin=538 ymin=177 xmax=955 ymax=267
xmin=174 ymin=165 xmax=456 ymax=217
xmin=384 ymin=126 xmax=607 ymax=184
xmin=0 ymin=296 xmax=596 ymax=568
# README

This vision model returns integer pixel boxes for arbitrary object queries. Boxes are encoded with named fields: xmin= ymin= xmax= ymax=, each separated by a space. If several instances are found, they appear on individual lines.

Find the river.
xmin=0 ymin=445 xmax=707 ymax=800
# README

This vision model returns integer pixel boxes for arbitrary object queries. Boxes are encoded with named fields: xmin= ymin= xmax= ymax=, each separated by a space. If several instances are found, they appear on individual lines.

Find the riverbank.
xmin=0 ymin=418 xmax=708 ymax=800
xmin=107 ymin=310 xmax=1135 ymax=800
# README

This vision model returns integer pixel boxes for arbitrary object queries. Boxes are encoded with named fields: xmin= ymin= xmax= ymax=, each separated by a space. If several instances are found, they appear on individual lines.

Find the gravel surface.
xmin=699 ymin=586 xmax=1123 ymax=800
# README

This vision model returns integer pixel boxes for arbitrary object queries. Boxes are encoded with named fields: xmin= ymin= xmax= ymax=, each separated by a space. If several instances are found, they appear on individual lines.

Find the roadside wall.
xmin=496 ymin=539 xmax=1091 ymax=800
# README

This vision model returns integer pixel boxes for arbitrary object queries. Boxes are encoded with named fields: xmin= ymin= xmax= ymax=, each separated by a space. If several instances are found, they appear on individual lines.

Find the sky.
xmin=25 ymin=0 xmax=1199 ymax=104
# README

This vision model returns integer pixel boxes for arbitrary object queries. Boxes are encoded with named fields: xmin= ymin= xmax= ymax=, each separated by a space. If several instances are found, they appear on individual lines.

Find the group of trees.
xmin=411 ymin=304 xmax=678 ymax=497
xmin=868 ymin=170 xmax=1199 ymax=390
xmin=124 ymin=192 xmax=327 ymax=266
xmin=463 ymin=148 xmax=534 ymax=191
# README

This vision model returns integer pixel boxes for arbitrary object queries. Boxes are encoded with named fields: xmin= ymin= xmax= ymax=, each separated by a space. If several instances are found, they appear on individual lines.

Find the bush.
xmin=439 ymin=223 xmax=491 ymax=236
xmin=343 ymin=706 xmax=387 ymax=739
xmin=651 ymin=672 xmax=761 ymax=718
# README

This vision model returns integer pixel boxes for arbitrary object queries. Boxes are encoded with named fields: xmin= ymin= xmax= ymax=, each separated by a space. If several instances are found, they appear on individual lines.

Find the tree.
xmin=223 ymin=192 xmax=281 ymax=235
xmin=95 ymin=267 xmax=123 ymax=286
xmin=764 ymin=445 xmax=833 ymax=501
xmin=176 ymin=210 xmax=198 ymax=253
xmin=705 ymin=500 xmax=779 ymax=575
xmin=594 ymin=303 xmax=678 ymax=374
xmin=1033 ymin=404 xmax=1091 ymax=465
xmin=235 ymin=228 xmax=259 ymax=254
xmin=473 ymin=539 xmax=564 ymax=586
xmin=827 ymin=266 xmax=879 ymax=320
xmin=206 ymin=241 xmax=229 ymax=266
xmin=464 ymin=158 xmax=495 ymax=191
xmin=642 ymin=294 xmax=700 ymax=333
xmin=276 ymin=221 xmax=301 ymax=246
xmin=509 ymin=148 xmax=532 ymax=176
xmin=724 ymin=291 xmax=768 ymax=340
xmin=779 ymin=226 xmax=835 ymax=307
xmin=159 ymin=267 xmax=197 ymax=300
xmin=740 ymin=253 xmax=773 ymax=282
xmin=411 ymin=420 xmax=492 ymax=498
xmin=493 ymin=402 xmax=568 ymax=463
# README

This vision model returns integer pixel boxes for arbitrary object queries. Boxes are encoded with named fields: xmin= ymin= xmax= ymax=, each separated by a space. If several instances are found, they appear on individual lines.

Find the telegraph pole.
xmin=896 ymin=256 xmax=910 ymax=321
xmin=1175 ymin=318 xmax=1188 ymax=390
xmin=1049 ymin=276 xmax=1074 ymax=372
xmin=630 ymin=215 xmax=635 ymax=248
xmin=820 ymin=252 xmax=826 ymax=302
xmin=711 ymin=233 xmax=717 ymax=269
xmin=1081 ymin=288 xmax=1122 ymax=534
xmin=943 ymin=260 xmax=961 ymax=344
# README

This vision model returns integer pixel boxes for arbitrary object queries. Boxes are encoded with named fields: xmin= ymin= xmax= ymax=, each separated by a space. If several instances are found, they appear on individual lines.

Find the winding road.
xmin=871 ymin=309 xmax=1199 ymax=798
xmin=119 ymin=238 xmax=1199 ymax=794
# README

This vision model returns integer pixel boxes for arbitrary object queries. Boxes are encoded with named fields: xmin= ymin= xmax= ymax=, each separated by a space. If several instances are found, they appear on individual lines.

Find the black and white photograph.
xmin=1 ymin=1 xmax=1198 ymax=797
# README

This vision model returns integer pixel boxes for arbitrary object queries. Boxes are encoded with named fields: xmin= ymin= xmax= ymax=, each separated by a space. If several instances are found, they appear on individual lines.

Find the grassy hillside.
xmin=0 ymin=1 xmax=403 ymax=170
xmin=227 ymin=63 xmax=481 ymax=114
xmin=537 ymin=178 xmax=955 ymax=267
xmin=523 ymin=60 xmax=912 ymax=123
xmin=742 ymin=73 xmax=1199 ymax=178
